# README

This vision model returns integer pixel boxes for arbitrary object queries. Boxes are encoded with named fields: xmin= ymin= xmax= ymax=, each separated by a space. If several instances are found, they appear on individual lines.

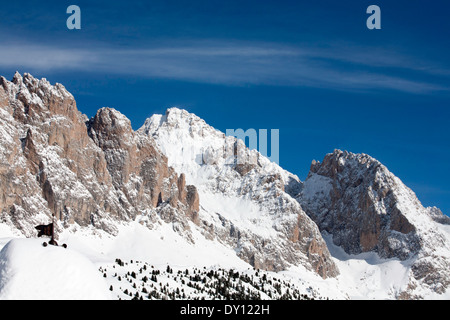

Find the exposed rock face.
xmin=299 ymin=150 xmax=419 ymax=259
xmin=140 ymin=107 xmax=339 ymax=278
xmin=0 ymin=72 xmax=198 ymax=237
xmin=297 ymin=149 xmax=450 ymax=296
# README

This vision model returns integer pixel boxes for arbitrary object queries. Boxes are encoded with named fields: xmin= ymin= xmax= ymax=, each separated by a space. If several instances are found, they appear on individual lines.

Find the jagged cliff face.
xmin=140 ymin=108 xmax=339 ymax=278
xmin=87 ymin=108 xmax=200 ymax=225
xmin=299 ymin=150 xmax=420 ymax=259
xmin=297 ymin=150 xmax=450 ymax=296
xmin=0 ymin=72 xmax=199 ymax=237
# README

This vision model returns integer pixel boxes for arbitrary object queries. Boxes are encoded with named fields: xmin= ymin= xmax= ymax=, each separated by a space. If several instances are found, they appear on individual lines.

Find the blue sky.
xmin=1 ymin=1 xmax=450 ymax=215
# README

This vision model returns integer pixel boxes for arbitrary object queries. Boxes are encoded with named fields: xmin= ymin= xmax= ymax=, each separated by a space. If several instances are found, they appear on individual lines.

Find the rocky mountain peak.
xmin=309 ymin=149 xmax=384 ymax=179
xmin=88 ymin=107 xmax=135 ymax=150
xmin=142 ymin=107 xmax=339 ymax=278
xmin=301 ymin=149 xmax=424 ymax=258
xmin=299 ymin=149 xmax=450 ymax=296
xmin=1 ymin=71 xmax=78 ymax=129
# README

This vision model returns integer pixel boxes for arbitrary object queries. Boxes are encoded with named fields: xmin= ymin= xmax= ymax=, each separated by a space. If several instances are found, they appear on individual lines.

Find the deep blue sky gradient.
xmin=1 ymin=1 xmax=450 ymax=214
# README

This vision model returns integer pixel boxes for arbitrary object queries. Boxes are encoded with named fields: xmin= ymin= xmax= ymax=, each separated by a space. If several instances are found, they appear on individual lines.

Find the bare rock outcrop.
xmin=0 ymin=72 xmax=198 ymax=237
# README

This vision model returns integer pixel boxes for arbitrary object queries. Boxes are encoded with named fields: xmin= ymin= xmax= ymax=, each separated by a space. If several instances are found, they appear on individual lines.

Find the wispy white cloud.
xmin=0 ymin=39 xmax=448 ymax=94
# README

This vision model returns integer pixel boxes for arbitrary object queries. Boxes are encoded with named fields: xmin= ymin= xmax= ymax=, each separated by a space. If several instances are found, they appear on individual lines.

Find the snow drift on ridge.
xmin=0 ymin=238 xmax=112 ymax=300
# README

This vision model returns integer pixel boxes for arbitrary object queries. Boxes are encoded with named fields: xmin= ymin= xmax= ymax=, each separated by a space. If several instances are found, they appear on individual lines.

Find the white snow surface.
xmin=0 ymin=213 xmax=258 ymax=300
xmin=0 ymin=238 xmax=112 ymax=300
xmin=0 ymin=216 xmax=449 ymax=299
xmin=0 ymin=221 xmax=340 ymax=300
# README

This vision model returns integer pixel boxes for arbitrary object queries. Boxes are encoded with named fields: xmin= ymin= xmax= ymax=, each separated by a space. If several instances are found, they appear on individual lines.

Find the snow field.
xmin=0 ymin=238 xmax=112 ymax=299
xmin=0 ymin=221 xmax=333 ymax=300
xmin=1 ymin=217 xmax=449 ymax=300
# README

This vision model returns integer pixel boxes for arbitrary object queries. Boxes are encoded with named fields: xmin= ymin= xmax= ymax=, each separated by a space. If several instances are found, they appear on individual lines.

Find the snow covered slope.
xmin=139 ymin=107 xmax=338 ymax=278
xmin=0 ymin=238 xmax=112 ymax=299
xmin=0 ymin=222 xmax=346 ymax=300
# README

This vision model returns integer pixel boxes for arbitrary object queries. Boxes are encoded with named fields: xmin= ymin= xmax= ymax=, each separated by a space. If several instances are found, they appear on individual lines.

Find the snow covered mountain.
xmin=298 ymin=150 xmax=450 ymax=298
xmin=0 ymin=73 xmax=449 ymax=300
xmin=139 ymin=108 xmax=337 ymax=278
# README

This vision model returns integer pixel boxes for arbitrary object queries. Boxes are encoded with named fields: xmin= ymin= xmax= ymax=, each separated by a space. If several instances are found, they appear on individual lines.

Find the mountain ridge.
xmin=0 ymin=72 xmax=449 ymax=299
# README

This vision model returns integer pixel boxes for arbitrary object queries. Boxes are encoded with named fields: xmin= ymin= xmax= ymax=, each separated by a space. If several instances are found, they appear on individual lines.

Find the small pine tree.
xmin=115 ymin=258 xmax=124 ymax=266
